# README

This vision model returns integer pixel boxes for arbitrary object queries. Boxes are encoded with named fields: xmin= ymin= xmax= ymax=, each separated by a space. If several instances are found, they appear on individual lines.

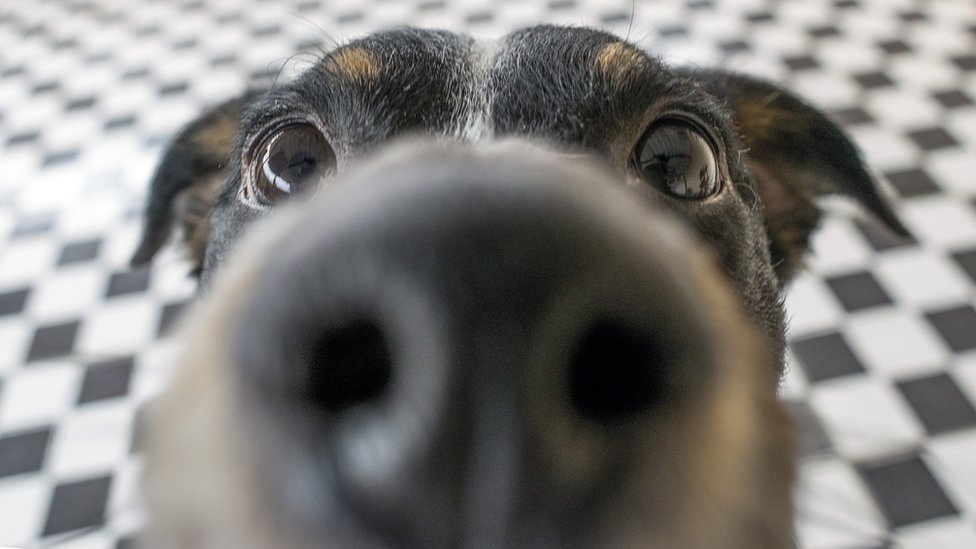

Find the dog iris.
xmin=633 ymin=120 xmax=720 ymax=199
xmin=250 ymin=123 xmax=336 ymax=203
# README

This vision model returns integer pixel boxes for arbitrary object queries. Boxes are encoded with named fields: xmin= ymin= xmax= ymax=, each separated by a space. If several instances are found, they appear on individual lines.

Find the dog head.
xmin=134 ymin=26 xmax=907 ymax=549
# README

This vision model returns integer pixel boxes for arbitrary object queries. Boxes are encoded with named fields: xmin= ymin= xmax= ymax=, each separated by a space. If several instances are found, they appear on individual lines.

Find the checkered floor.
xmin=1 ymin=0 xmax=975 ymax=547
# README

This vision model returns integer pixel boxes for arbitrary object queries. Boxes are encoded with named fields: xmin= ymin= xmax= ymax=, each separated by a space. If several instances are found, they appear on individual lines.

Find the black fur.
xmin=136 ymin=26 xmax=908 ymax=548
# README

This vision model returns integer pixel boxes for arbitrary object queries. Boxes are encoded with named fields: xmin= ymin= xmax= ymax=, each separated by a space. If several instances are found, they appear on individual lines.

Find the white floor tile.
xmin=809 ymin=376 xmax=926 ymax=461
xmin=0 ymin=362 xmax=82 ymax=432
xmin=845 ymin=309 xmax=951 ymax=378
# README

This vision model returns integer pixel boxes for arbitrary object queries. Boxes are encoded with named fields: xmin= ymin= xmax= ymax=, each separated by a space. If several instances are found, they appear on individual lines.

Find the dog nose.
xmin=230 ymin=143 xmax=728 ymax=547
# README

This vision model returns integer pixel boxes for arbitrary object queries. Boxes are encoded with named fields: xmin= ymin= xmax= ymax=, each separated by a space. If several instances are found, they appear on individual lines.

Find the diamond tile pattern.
xmin=25 ymin=321 xmax=80 ymax=363
xmin=105 ymin=270 xmax=151 ymax=299
xmin=927 ymin=306 xmax=976 ymax=353
xmin=0 ymin=427 xmax=51 ymax=479
xmin=825 ymin=271 xmax=893 ymax=311
xmin=885 ymin=168 xmax=941 ymax=198
xmin=58 ymin=239 xmax=102 ymax=266
xmin=859 ymin=455 xmax=958 ymax=527
xmin=898 ymin=373 xmax=976 ymax=435
xmin=792 ymin=332 xmax=865 ymax=382
xmin=77 ymin=357 xmax=134 ymax=405
xmin=1 ymin=0 xmax=975 ymax=547
xmin=0 ymin=289 xmax=30 ymax=318
xmin=41 ymin=475 xmax=113 ymax=536
xmin=908 ymin=128 xmax=960 ymax=151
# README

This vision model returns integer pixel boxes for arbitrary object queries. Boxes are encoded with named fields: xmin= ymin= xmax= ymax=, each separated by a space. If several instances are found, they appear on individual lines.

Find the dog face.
xmin=134 ymin=26 xmax=906 ymax=549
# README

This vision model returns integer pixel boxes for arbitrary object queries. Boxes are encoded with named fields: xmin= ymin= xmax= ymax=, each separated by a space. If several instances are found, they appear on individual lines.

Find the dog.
xmin=131 ymin=25 xmax=909 ymax=549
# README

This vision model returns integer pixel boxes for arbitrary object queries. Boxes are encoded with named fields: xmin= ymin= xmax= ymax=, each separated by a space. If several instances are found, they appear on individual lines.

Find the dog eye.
xmin=250 ymin=123 xmax=335 ymax=203
xmin=632 ymin=121 xmax=720 ymax=199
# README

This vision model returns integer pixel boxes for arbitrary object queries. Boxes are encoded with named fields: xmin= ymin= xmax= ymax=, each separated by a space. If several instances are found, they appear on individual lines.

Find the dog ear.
xmin=130 ymin=91 xmax=260 ymax=276
xmin=685 ymin=69 xmax=911 ymax=281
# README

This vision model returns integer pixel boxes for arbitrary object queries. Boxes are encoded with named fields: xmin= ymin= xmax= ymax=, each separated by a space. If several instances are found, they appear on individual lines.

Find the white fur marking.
xmin=454 ymin=38 xmax=499 ymax=142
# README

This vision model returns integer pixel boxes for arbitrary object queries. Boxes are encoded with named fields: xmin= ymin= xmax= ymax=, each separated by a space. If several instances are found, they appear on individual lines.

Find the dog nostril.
xmin=569 ymin=320 xmax=670 ymax=424
xmin=305 ymin=320 xmax=393 ymax=412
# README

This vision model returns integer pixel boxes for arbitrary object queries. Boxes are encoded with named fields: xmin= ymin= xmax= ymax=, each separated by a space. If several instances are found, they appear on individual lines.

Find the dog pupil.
xmin=266 ymin=148 xmax=316 ymax=193
xmin=285 ymin=155 xmax=316 ymax=179
xmin=638 ymin=125 xmax=716 ymax=198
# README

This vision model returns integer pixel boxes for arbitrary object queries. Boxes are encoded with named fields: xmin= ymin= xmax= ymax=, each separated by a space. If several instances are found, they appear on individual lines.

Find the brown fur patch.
xmin=191 ymin=111 xmax=239 ymax=160
xmin=749 ymin=163 xmax=820 ymax=281
xmin=731 ymin=91 xmax=794 ymax=146
xmin=175 ymin=174 xmax=224 ymax=275
xmin=595 ymin=42 xmax=644 ymax=86
xmin=325 ymin=47 xmax=380 ymax=82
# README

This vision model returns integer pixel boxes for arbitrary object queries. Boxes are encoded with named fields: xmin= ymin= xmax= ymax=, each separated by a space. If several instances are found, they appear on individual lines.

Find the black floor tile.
xmin=121 ymin=67 xmax=149 ymax=80
xmin=1 ymin=65 xmax=25 ymax=78
xmin=746 ymin=11 xmax=774 ymax=23
xmin=335 ymin=10 xmax=363 ymax=22
xmin=12 ymin=212 xmax=54 ymax=237
xmin=926 ymin=305 xmax=976 ymax=352
xmin=26 ymin=321 xmax=80 ymax=362
xmin=786 ymin=399 xmax=833 ymax=458
xmin=898 ymin=10 xmax=927 ymax=23
xmin=251 ymin=24 xmax=280 ymax=37
xmin=932 ymin=90 xmax=973 ymax=109
xmin=855 ymin=71 xmax=894 ymax=89
xmin=809 ymin=25 xmax=840 ymax=38
xmin=784 ymin=54 xmax=820 ymax=71
xmin=465 ymin=11 xmax=493 ymax=23
xmin=951 ymin=54 xmax=976 ymax=71
xmin=898 ymin=373 xmax=976 ymax=434
xmin=172 ymin=37 xmax=198 ymax=50
xmin=878 ymin=39 xmax=912 ymax=54
xmin=209 ymin=53 xmax=237 ymax=66
xmin=42 ymin=475 xmax=113 ymax=536
xmin=66 ymin=97 xmax=97 ymax=111
xmin=791 ymin=332 xmax=865 ymax=382
xmin=0 ymin=427 xmax=52 ymax=478
xmin=215 ymin=12 xmax=243 ymax=24
xmin=658 ymin=25 xmax=688 ymax=37
xmin=42 ymin=149 xmax=80 ymax=167
xmin=158 ymin=300 xmax=189 ymax=336
xmin=859 ymin=455 xmax=957 ymax=527
xmin=7 ymin=131 xmax=40 ymax=147
xmin=825 ymin=271 xmax=893 ymax=311
xmin=547 ymin=0 xmax=575 ymax=9
xmin=104 ymin=115 xmax=136 ymax=131
xmin=58 ymin=239 xmax=102 ymax=265
xmin=295 ymin=0 xmax=320 ymax=11
xmin=0 ymin=287 xmax=30 ymax=317
xmin=908 ymin=127 xmax=960 ymax=151
xmin=78 ymin=357 xmax=134 ymax=405
xmin=719 ymin=39 xmax=751 ymax=53
xmin=105 ymin=269 xmax=151 ymax=298
xmin=32 ymin=81 xmax=59 ymax=94
xmin=952 ymin=248 xmax=976 ymax=283
xmin=830 ymin=106 xmax=874 ymax=127
xmin=158 ymin=82 xmax=188 ymax=96
xmin=855 ymin=219 xmax=915 ymax=252
xmin=884 ymin=168 xmax=941 ymax=198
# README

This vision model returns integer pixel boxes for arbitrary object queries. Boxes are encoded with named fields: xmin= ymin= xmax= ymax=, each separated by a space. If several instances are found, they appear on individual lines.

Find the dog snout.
xmin=152 ymin=143 xmax=788 ymax=549
xmin=236 ymin=144 xmax=737 ymax=546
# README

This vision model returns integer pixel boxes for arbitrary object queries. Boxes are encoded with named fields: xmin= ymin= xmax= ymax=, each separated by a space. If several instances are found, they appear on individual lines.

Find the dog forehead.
xmin=306 ymin=26 xmax=668 ymax=143
xmin=321 ymin=25 xmax=647 ymax=76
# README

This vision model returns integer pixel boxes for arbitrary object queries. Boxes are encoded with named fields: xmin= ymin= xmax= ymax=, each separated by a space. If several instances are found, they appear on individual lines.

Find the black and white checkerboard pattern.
xmin=1 ymin=0 xmax=975 ymax=547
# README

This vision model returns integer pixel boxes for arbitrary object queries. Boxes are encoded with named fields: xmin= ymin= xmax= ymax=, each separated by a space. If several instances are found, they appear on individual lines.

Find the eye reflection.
xmin=634 ymin=122 xmax=720 ymax=199
xmin=249 ymin=123 xmax=336 ymax=204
